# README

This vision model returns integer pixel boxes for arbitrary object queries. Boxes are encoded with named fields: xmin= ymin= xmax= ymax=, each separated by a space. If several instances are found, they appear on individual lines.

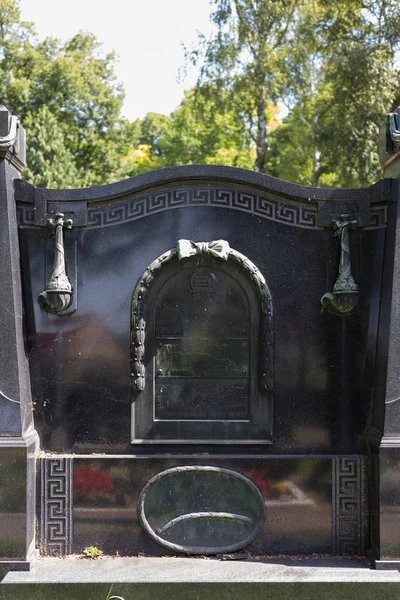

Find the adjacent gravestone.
xmin=0 ymin=106 xmax=38 ymax=570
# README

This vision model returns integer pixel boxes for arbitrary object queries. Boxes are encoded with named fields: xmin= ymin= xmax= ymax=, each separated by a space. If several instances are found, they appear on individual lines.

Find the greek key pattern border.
xmin=17 ymin=186 xmax=388 ymax=230
xmin=332 ymin=456 xmax=366 ymax=556
xmin=40 ymin=457 xmax=73 ymax=556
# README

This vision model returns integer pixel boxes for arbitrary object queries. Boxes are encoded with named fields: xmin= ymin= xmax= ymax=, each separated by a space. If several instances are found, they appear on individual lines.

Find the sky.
xmin=19 ymin=0 xmax=214 ymax=122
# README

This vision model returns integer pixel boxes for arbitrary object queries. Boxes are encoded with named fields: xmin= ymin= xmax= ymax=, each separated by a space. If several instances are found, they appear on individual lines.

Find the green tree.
xmin=23 ymin=106 xmax=79 ymax=188
xmin=122 ymin=89 xmax=255 ymax=177
xmin=188 ymin=0 xmax=304 ymax=173
xmin=0 ymin=0 xmax=129 ymax=186
xmin=160 ymin=88 xmax=254 ymax=168
xmin=189 ymin=0 xmax=400 ymax=186
xmin=281 ymin=0 xmax=400 ymax=187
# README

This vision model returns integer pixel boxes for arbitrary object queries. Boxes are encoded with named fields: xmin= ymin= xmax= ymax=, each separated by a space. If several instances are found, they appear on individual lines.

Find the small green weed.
xmin=82 ymin=545 xmax=104 ymax=559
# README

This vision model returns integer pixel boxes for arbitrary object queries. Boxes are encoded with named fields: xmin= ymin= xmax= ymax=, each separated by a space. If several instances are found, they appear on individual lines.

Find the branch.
xmin=298 ymin=114 xmax=312 ymax=129
xmin=273 ymin=0 xmax=299 ymax=50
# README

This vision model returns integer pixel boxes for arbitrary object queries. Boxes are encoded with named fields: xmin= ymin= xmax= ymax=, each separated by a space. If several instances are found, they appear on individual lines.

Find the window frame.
xmin=131 ymin=241 xmax=273 ymax=445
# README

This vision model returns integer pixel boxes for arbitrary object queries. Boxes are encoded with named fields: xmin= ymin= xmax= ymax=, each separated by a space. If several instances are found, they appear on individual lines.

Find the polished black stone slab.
xmin=379 ymin=447 xmax=400 ymax=560
xmin=11 ymin=156 xmax=400 ymax=565
xmin=0 ymin=108 xmax=38 ymax=569
xmin=19 ymin=201 xmax=380 ymax=454
xmin=38 ymin=455 xmax=369 ymax=558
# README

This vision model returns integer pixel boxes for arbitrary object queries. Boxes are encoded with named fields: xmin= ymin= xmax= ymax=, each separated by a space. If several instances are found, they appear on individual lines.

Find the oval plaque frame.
xmin=138 ymin=465 xmax=267 ymax=555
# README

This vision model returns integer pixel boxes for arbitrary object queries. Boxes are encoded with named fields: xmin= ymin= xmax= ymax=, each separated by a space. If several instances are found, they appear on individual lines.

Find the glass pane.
xmin=155 ymin=267 xmax=249 ymax=338
xmin=155 ymin=380 xmax=249 ymax=420
xmin=139 ymin=467 xmax=265 ymax=554
xmin=156 ymin=338 xmax=249 ymax=378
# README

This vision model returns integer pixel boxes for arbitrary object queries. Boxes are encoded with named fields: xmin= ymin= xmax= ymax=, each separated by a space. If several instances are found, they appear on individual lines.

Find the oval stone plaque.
xmin=138 ymin=466 xmax=266 ymax=554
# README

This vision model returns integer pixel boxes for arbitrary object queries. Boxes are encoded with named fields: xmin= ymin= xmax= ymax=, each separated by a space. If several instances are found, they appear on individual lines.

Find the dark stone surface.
xmin=379 ymin=446 xmax=400 ymax=559
xmin=0 ymin=159 xmax=34 ymax=436
xmin=365 ymin=179 xmax=400 ymax=562
xmin=67 ymin=456 xmax=333 ymax=557
xmin=14 ymin=164 xmax=387 ymax=563
xmin=19 ymin=196 xmax=380 ymax=454
xmin=15 ymin=163 xmax=390 ymax=211
xmin=10 ymin=159 xmax=400 ymax=564
xmin=40 ymin=454 xmax=369 ymax=558
xmin=0 ymin=434 xmax=37 ymax=563
xmin=0 ymin=108 xmax=37 ymax=566
xmin=374 ymin=180 xmax=400 ymax=440
xmin=0 ymin=447 xmax=27 ymax=559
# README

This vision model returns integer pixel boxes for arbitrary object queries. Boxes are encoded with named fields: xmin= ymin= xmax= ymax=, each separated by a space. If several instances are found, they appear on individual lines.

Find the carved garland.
xmin=131 ymin=239 xmax=274 ymax=393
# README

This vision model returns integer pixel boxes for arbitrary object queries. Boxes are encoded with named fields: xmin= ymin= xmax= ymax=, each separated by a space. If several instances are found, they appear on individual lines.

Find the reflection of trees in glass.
xmin=156 ymin=339 xmax=249 ymax=377
xmin=154 ymin=265 xmax=251 ymax=421
xmin=155 ymin=267 xmax=250 ymax=378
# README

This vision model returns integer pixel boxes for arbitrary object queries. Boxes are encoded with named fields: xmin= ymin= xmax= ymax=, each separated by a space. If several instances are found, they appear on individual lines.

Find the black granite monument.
xmin=1 ymin=104 xmax=400 ymax=597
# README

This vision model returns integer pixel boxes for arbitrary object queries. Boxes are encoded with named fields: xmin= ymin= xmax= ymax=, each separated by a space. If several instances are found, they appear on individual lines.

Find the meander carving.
xmin=131 ymin=239 xmax=273 ymax=394
xmin=38 ymin=213 xmax=73 ymax=315
xmin=40 ymin=457 xmax=73 ymax=556
xmin=321 ymin=217 xmax=359 ymax=316
xmin=332 ymin=457 xmax=365 ymax=556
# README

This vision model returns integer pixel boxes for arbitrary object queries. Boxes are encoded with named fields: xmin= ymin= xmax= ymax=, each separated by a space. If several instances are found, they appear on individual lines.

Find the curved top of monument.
xmin=17 ymin=164 xmax=386 ymax=206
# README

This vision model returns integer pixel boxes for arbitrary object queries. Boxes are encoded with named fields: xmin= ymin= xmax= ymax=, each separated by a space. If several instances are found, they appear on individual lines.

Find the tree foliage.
xmin=122 ymin=89 xmax=255 ymax=177
xmin=1 ymin=0 xmax=400 ymax=188
xmin=0 ymin=0 xmax=128 ymax=187
xmin=188 ymin=0 xmax=400 ymax=185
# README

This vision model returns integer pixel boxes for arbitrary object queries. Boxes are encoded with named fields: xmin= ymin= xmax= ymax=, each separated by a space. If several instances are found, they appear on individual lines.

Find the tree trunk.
xmin=254 ymin=97 xmax=268 ymax=173
xmin=312 ymin=111 xmax=320 ymax=188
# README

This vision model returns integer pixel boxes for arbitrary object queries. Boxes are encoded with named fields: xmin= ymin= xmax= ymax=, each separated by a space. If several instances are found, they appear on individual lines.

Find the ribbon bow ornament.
xmin=176 ymin=239 xmax=230 ymax=261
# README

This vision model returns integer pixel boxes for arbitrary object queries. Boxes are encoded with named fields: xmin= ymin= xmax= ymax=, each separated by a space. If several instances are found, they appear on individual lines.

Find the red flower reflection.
xmin=74 ymin=466 xmax=114 ymax=498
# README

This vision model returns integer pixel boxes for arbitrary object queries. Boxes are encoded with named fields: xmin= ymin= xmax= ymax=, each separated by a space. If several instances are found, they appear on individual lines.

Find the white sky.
xmin=19 ymin=0 xmax=213 ymax=121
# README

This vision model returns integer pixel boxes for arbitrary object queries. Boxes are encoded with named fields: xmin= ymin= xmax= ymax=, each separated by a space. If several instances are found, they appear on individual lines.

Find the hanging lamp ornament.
xmin=321 ymin=216 xmax=359 ymax=316
xmin=38 ymin=213 xmax=73 ymax=315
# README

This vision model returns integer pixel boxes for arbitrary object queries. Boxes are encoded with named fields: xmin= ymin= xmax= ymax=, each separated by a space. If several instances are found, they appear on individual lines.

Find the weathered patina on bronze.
xmin=38 ymin=212 xmax=73 ymax=315
xmin=321 ymin=216 xmax=359 ymax=316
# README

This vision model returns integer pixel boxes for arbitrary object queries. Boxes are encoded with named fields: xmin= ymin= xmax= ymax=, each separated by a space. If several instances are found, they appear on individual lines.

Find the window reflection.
xmin=154 ymin=267 xmax=250 ymax=422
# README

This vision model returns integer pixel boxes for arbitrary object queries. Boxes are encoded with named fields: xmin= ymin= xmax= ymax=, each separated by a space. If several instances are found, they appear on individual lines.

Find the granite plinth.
xmin=2 ymin=557 xmax=400 ymax=600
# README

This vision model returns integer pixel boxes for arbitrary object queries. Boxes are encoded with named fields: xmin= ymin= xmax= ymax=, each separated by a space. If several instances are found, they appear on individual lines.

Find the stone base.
xmin=375 ymin=560 xmax=400 ymax=571
xmin=0 ymin=561 xmax=30 ymax=571
xmin=2 ymin=557 xmax=400 ymax=600
xmin=0 ymin=432 xmax=38 ymax=566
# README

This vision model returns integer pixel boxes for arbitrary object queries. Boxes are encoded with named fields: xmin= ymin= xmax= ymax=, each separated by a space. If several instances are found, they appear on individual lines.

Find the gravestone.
xmin=0 ymin=104 xmax=400 ymax=597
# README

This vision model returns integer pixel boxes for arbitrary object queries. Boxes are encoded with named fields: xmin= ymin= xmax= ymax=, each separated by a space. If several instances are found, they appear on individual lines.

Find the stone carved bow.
xmin=176 ymin=239 xmax=230 ymax=261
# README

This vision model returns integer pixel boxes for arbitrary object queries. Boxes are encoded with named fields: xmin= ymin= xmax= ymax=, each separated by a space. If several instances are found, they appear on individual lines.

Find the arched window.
xmin=131 ymin=240 xmax=273 ymax=444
